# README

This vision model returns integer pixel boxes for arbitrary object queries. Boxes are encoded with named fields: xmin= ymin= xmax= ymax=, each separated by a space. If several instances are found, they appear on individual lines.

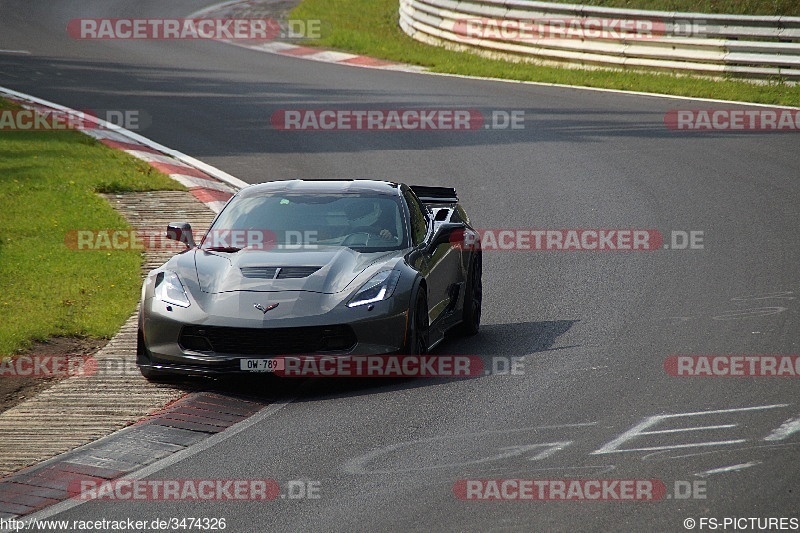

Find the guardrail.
xmin=398 ymin=0 xmax=800 ymax=80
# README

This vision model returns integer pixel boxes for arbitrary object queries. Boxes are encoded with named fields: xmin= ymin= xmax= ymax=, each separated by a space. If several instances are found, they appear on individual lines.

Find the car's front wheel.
xmin=403 ymin=289 xmax=429 ymax=355
xmin=460 ymin=253 xmax=482 ymax=336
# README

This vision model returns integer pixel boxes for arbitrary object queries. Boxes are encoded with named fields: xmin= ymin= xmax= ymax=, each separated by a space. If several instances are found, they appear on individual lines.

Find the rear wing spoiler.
xmin=409 ymin=185 xmax=458 ymax=206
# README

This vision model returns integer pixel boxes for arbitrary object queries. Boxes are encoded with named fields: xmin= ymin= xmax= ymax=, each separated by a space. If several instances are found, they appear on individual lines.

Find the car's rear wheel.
xmin=460 ymin=253 xmax=482 ymax=336
xmin=404 ymin=289 xmax=429 ymax=355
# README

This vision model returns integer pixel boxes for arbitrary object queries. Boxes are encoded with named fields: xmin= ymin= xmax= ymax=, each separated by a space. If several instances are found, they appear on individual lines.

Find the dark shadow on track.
xmin=164 ymin=320 xmax=579 ymax=403
xmin=2 ymin=56 xmax=788 ymax=162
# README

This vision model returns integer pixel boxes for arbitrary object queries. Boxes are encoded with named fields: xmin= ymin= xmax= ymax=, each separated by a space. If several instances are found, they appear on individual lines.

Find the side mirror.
xmin=427 ymin=222 xmax=464 ymax=251
xmin=166 ymin=222 xmax=196 ymax=248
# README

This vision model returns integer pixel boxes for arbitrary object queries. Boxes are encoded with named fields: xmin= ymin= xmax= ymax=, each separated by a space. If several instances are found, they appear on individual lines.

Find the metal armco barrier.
xmin=399 ymin=0 xmax=800 ymax=80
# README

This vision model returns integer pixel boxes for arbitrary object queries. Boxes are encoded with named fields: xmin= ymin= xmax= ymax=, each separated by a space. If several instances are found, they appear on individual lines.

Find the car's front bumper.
xmin=138 ymin=292 xmax=410 ymax=376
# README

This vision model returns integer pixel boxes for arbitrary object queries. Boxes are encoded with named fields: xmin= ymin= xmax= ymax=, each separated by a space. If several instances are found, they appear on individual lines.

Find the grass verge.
xmin=0 ymin=98 xmax=184 ymax=356
xmin=291 ymin=0 xmax=800 ymax=107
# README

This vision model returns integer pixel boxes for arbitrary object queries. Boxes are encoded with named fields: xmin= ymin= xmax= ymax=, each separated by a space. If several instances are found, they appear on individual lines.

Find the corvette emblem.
xmin=254 ymin=302 xmax=279 ymax=315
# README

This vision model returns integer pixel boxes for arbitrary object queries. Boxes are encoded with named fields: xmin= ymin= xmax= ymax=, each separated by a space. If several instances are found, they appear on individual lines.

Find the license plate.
xmin=240 ymin=358 xmax=284 ymax=372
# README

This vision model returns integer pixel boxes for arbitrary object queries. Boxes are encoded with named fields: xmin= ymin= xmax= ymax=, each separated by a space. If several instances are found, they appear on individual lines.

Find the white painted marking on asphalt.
xmin=0 ymin=49 xmax=30 ymax=55
xmin=712 ymin=307 xmax=788 ymax=320
xmin=564 ymin=365 xmax=609 ymax=373
xmin=764 ymin=415 xmax=800 ymax=441
xmin=591 ymin=404 xmax=789 ymax=455
xmin=15 ymin=397 xmax=296 ymax=524
xmin=731 ymin=291 xmax=795 ymax=301
xmin=536 ymin=422 xmax=597 ymax=429
xmin=596 ymin=439 xmax=748 ymax=454
xmin=641 ymin=442 xmax=800 ymax=461
xmin=343 ymin=439 xmax=574 ymax=475
xmin=695 ymin=461 xmax=761 ymax=477
xmin=638 ymin=424 xmax=738 ymax=434
xmin=341 ymin=425 xmax=595 ymax=474
xmin=520 ymin=465 xmax=617 ymax=475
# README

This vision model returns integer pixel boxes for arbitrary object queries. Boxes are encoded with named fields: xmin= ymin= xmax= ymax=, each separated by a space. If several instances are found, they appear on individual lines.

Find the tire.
xmin=460 ymin=253 xmax=482 ymax=336
xmin=403 ymin=289 xmax=429 ymax=355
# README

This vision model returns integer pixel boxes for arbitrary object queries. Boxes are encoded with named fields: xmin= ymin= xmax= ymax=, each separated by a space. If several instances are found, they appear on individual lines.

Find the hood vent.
xmin=240 ymin=266 xmax=322 ymax=279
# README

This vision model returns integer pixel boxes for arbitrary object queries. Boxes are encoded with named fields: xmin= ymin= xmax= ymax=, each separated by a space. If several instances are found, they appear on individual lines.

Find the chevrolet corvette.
xmin=136 ymin=179 xmax=482 ymax=380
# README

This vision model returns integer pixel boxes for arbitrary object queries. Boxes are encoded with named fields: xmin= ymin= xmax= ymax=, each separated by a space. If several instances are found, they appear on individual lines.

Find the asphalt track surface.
xmin=1 ymin=1 xmax=799 ymax=531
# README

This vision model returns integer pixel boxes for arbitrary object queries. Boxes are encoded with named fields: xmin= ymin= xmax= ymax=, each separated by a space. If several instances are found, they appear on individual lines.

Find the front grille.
xmin=179 ymin=325 xmax=356 ymax=355
xmin=240 ymin=266 xmax=321 ymax=279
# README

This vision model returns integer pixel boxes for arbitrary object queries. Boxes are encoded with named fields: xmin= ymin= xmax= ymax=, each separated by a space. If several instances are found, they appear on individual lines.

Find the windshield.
xmin=203 ymin=193 xmax=409 ymax=252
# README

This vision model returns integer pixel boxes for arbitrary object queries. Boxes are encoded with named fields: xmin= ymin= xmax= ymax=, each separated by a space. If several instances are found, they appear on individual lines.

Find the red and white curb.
xmin=89 ymin=133 xmax=236 ymax=213
xmin=189 ymin=0 xmax=426 ymax=73
xmin=0 ymin=393 xmax=269 ymax=518
xmin=0 ymin=86 xmax=247 ymax=214
xmin=227 ymin=40 xmax=426 ymax=72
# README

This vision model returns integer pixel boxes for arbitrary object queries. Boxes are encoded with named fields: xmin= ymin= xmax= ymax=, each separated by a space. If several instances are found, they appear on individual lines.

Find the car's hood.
xmin=193 ymin=246 xmax=402 ymax=294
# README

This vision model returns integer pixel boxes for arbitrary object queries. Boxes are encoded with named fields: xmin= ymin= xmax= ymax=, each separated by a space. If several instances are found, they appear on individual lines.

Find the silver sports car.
xmin=136 ymin=179 xmax=482 ymax=380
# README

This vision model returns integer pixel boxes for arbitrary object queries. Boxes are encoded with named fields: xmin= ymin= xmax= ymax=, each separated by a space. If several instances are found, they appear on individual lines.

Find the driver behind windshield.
xmin=344 ymin=198 xmax=398 ymax=240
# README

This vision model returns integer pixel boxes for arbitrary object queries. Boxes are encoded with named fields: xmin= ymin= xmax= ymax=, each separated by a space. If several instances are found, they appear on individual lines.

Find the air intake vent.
xmin=240 ymin=267 xmax=279 ymax=279
xmin=179 ymin=325 xmax=357 ymax=355
xmin=277 ymin=266 xmax=321 ymax=279
xmin=240 ymin=266 xmax=321 ymax=279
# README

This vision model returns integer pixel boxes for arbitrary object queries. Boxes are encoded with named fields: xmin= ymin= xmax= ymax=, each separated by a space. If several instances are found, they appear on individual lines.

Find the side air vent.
xmin=240 ymin=266 xmax=321 ymax=279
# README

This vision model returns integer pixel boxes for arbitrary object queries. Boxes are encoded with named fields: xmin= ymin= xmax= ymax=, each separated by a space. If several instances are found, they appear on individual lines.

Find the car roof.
xmin=237 ymin=179 xmax=403 ymax=198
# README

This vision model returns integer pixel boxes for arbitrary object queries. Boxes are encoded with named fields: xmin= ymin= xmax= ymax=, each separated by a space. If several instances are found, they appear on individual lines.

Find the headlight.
xmin=347 ymin=270 xmax=401 ymax=308
xmin=154 ymin=271 xmax=191 ymax=308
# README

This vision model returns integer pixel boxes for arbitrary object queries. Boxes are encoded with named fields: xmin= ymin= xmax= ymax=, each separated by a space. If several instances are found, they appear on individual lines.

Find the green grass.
xmin=532 ymin=0 xmax=800 ymax=16
xmin=291 ymin=0 xmax=800 ymax=107
xmin=0 ymin=98 xmax=183 ymax=355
